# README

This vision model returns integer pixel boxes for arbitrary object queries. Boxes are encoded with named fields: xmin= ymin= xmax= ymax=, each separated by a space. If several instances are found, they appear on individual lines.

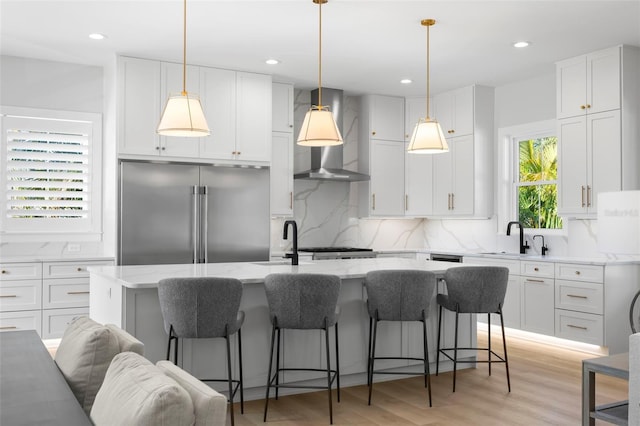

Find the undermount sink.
xmin=251 ymin=260 xmax=312 ymax=266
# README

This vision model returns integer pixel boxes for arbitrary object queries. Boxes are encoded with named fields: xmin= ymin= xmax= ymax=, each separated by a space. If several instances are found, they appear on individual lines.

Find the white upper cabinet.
xmin=117 ymin=57 xmax=161 ymax=156
xmin=556 ymin=47 xmax=621 ymax=119
xmin=557 ymin=45 xmax=640 ymax=218
xmin=117 ymin=56 xmax=271 ymax=164
xmin=235 ymin=72 xmax=272 ymax=162
xmin=368 ymin=95 xmax=405 ymax=142
xmin=432 ymin=86 xmax=474 ymax=138
xmin=404 ymin=97 xmax=432 ymax=216
xmin=160 ymin=62 xmax=201 ymax=158
xmin=431 ymin=85 xmax=494 ymax=218
xmin=270 ymin=82 xmax=294 ymax=217
xmin=199 ymin=67 xmax=237 ymax=160
xmin=358 ymin=95 xmax=405 ymax=217
xmin=272 ymin=82 xmax=294 ymax=133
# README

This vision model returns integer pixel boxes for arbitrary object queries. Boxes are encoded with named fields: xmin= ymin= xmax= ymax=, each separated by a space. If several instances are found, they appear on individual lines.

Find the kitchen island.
xmin=89 ymin=258 xmax=477 ymax=400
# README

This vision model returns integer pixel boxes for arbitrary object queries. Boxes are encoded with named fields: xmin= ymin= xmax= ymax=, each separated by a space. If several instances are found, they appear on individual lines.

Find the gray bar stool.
xmin=436 ymin=266 xmax=511 ymax=392
xmin=157 ymin=277 xmax=244 ymax=426
xmin=263 ymin=273 xmax=341 ymax=424
xmin=365 ymin=269 xmax=437 ymax=407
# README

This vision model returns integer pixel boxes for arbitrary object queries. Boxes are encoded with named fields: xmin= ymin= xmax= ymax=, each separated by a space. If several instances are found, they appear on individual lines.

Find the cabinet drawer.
xmin=43 ymin=260 xmax=113 ymax=279
xmin=521 ymin=261 xmax=554 ymax=278
xmin=555 ymin=280 xmax=603 ymax=314
xmin=0 ymin=310 xmax=42 ymax=336
xmin=463 ymin=256 xmax=520 ymax=275
xmin=42 ymin=307 xmax=89 ymax=339
xmin=0 ymin=280 xmax=42 ymax=312
xmin=555 ymin=263 xmax=603 ymax=283
xmin=0 ymin=263 xmax=42 ymax=281
xmin=555 ymin=309 xmax=603 ymax=346
xmin=43 ymin=278 xmax=90 ymax=309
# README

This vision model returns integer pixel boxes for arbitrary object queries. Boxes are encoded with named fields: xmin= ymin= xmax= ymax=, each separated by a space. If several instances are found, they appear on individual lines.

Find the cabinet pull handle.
xmin=451 ymin=129 xmax=455 ymax=134
xmin=1 ymin=270 xmax=6 ymax=274
xmin=0 ymin=295 xmax=17 ymax=298
xmin=447 ymin=193 xmax=451 ymax=210
xmin=161 ymin=147 xmax=166 ymax=151
xmin=586 ymin=186 xmax=591 ymax=207
xmin=451 ymin=193 xmax=454 ymax=210
xmin=372 ymin=131 xmax=376 ymax=136
xmin=67 ymin=291 xmax=90 ymax=295
xmin=567 ymin=294 xmax=588 ymax=299
xmin=575 ymin=271 xmax=581 ymax=275
xmin=372 ymin=194 xmax=376 ymax=210
xmin=155 ymin=146 xmax=160 ymax=150
xmin=534 ymin=267 xmax=539 ymax=271
xmin=586 ymin=104 xmax=591 ymax=109
xmin=525 ymin=278 xmax=544 ymax=283
xmin=581 ymin=186 xmax=586 ymax=207
xmin=0 ymin=326 xmax=17 ymax=330
xmin=567 ymin=324 xmax=588 ymax=330
xmin=289 ymin=192 xmax=293 ymax=210
xmin=76 ymin=267 xmax=83 ymax=272
xmin=405 ymin=194 xmax=408 ymax=211
xmin=237 ymin=151 xmax=241 ymax=155
xmin=580 ymin=105 xmax=586 ymax=110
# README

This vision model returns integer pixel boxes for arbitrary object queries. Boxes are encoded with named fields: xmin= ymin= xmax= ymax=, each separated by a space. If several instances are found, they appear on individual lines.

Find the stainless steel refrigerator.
xmin=119 ymin=161 xmax=270 ymax=265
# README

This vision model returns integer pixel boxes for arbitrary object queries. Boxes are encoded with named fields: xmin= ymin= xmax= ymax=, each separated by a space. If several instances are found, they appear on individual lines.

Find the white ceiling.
xmin=1 ymin=0 xmax=639 ymax=97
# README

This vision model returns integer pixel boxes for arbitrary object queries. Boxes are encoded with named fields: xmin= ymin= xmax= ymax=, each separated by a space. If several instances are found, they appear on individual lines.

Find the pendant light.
xmin=157 ymin=0 xmax=209 ymax=137
xmin=297 ymin=0 xmax=343 ymax=147
xmin=407 ymin=19 xmax=448 ymax=154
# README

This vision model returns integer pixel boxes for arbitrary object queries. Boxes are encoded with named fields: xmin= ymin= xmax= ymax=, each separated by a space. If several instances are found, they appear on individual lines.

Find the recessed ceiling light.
xmin=513 ymin=41 xmax=530 ymax=48
xmin=400 ymin=79 xmax=412 ymax=84
xmin=265 ymin=59 xmax=279 ymax=65
xmin=89 ymin=33 xmax=106 ymax=40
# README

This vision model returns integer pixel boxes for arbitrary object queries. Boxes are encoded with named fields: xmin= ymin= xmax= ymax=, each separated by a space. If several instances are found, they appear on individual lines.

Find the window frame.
xmin=0 ymin=106 xmax=102 ymax=242
xmin=497 ymin=119 xmax=565 ymax=236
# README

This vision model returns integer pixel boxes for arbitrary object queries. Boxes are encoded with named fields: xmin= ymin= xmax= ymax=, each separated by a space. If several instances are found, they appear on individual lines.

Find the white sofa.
xmin=630 ymin=333 xmax=640 ymax=424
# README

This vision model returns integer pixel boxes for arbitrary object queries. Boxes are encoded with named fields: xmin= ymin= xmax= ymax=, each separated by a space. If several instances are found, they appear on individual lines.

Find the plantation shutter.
xmin=1 ymin=109 xmax=101 ymax=234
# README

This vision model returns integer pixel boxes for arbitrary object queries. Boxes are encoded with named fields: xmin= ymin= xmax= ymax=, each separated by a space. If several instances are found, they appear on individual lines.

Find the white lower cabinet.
xmin=520 ymin=276 xmax=555 ymax=335
xmin=0 ymin=259 xmax=112 ymax=338
xmin=554 ymin=309 xmax=603 ymax=346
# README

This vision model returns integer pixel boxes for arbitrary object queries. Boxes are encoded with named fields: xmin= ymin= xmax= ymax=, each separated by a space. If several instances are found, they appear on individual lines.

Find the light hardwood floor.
xmin=233 ymin=329 xmax=628 ymax=426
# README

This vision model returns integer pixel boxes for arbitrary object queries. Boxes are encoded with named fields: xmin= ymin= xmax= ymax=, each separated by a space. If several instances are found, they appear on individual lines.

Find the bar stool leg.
xmin=264 ymin=322 xmax=277 ymax=422
xmin=436 ymin=305 xmax=443 ymax=376
xmin=453 ymin=308 xmax=459 ymax=393
xmin=335 ymin=322 xmax=340 ymax=402
xmin=225 ymin=329 xmax=235 ymax=426
xmin=368 ymin=317 xmax=378 ymax=406
xmin=238 ymin=328 xmax=244 ymax=414
xmin=367 ymin=316 xmax=373 ymax=386
xmin=275 ymin=328 xmax=281 ymax=400
xmin=423 ymin=315 xmax=432 ymax=407
xmin=324 ymin=319 xmax=333 ymax=425
xmin=488 ymin=312 xmax=492 ymax=376
xmin=500 ymin=308 xmax=511 ymax=392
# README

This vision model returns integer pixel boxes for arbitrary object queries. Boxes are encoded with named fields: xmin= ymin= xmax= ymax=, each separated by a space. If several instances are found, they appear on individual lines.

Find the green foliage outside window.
xmin=517 ymin=136 xmax=562 ymax=229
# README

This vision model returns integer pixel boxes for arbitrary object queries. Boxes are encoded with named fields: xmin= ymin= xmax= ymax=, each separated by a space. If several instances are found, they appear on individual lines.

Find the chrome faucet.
xmin=506 ymin=221 xmax=530 ymax=254
xmin=283 ymin=220 xmax=299 ymax=266
xmin=533 ymin=235 xmax=549 ymax=256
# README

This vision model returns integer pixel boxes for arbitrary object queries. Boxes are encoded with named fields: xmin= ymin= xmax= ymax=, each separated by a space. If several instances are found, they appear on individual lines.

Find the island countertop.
xmin=88 ymin=257 xmax=460 ymax=289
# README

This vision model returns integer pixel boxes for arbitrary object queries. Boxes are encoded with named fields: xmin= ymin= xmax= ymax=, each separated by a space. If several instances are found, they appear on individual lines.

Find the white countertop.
xmin=460 ymin=252 xmax=640 ymax=265
xmin=0 ymin=255 xmax=115 ymax=263
xmin=88 ymin=258 xmax=459 ymax=289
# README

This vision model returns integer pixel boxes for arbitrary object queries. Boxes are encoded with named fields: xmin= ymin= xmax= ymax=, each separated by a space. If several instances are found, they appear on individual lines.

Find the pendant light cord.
xmin=318 ymin=0 xmax=323 ymax=108
xmin=425 ymin=22 xmax=430 ymax=119
xmin=182 ymin=0 xmax=187 ymax=96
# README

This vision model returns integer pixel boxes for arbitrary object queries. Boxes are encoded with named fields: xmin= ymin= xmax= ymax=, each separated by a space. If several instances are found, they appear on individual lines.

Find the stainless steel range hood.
xmin=294 ymin=88 xmax=370 ymax=182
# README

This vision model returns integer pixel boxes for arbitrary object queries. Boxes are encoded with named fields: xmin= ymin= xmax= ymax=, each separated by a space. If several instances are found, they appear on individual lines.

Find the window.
xmin=515 ymin=135 xmax=562 ymax=229
xmin=1 ymin=107 xmax=102 ymax=239
xmin=497 ymin=119 xmax=563 ymax=232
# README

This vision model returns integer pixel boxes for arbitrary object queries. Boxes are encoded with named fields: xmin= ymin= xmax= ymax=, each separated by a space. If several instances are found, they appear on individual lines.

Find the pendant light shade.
xmin=297 ymin=0 xmax=343 ymax=147
xmin=157 ymin=93 xmax=209 ymax=137
xmin=157 ymin=0 xmax=210 ymax=137
xmin=297 ymin=106 xmax=343 ymax=147
xmin=407 ymin=19 xmax=448 ymax=154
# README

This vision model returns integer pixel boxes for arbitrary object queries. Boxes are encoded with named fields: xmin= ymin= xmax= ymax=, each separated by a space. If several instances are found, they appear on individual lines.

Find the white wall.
xmin=0 ymin=56 xmax=110 ymax=259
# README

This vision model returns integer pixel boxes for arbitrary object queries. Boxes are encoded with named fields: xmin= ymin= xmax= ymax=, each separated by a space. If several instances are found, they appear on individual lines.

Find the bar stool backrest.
xmin=443 ymin=266 xmax=509 ymax=313
xmin=365 ymin=270 xmax=437 ymax=321
xmin=264 ymin=273 xmax=340 ymax=329
xmin=158 ymin=277 xmax=243 ymax=338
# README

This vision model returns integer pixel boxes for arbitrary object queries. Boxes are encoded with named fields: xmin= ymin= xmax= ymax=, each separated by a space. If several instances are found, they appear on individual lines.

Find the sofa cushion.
xmin=91 ymin=352 xmax=195 ymax=426
xmin=105 ymin=324 xmax=144 ymax=354
xmin=157 ymin=360 xmax=227 ymax=426
xmin=54 ymin=316 xmax=120 ymax=414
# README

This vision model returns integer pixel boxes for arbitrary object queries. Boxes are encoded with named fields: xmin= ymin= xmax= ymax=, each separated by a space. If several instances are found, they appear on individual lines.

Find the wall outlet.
xmin=67 ymin=243 xmax=81 ymax=252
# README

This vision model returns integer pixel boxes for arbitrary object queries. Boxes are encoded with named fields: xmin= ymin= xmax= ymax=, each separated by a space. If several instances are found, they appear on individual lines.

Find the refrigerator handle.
xmin=192 ymin=185 xmax=199 ymax=264
xmin=201 ymin=186 xmax=209 ymax=263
